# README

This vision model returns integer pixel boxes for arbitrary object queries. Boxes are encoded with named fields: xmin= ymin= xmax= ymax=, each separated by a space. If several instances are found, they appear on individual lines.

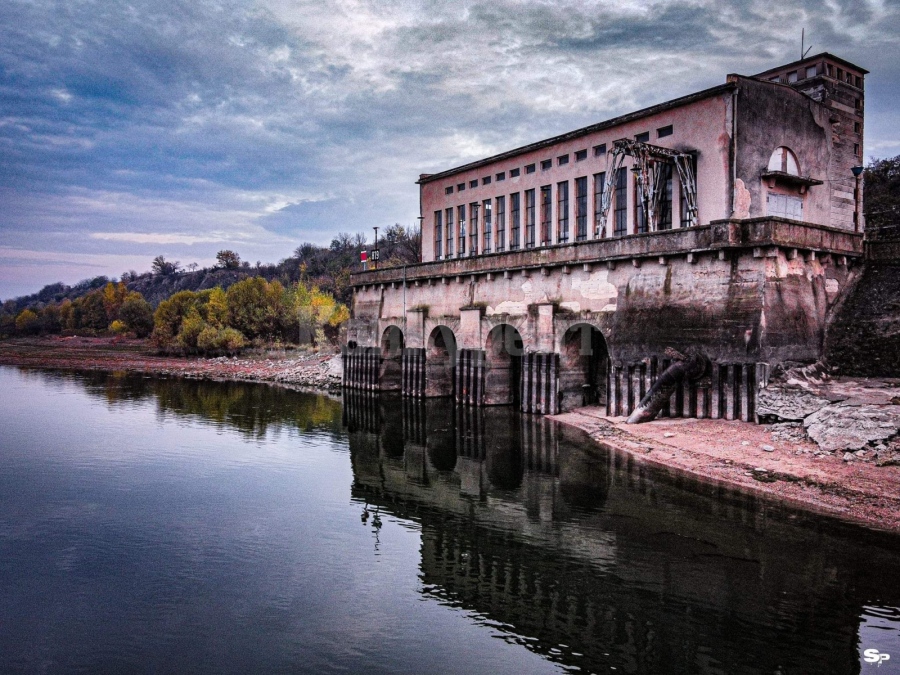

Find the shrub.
xmin=109 ymin=320 xmax=128 ymax=335
xmin=15 ymin=309 xmax=40 ymax=334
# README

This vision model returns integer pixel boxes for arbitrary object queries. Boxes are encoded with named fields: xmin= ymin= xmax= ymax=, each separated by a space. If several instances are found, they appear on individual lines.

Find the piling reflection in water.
xmin=345 ymin=392 xmax=900 ymax=675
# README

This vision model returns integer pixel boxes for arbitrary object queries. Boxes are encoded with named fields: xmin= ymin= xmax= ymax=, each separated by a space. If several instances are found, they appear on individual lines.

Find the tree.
xmin=216 ymin=250 xmax=242 ymax=269
xmin=226 ymin=277 xmax=285 ymax=341
xmin=865 ymin=155 xmax=900 ymax=231
xmin=15 ymin=309 xmax=39 ymax=334
xmin=151 ymin=255 xmax=181 ymax=276
xmin=119 ymin=293 xmax=154 ymax=337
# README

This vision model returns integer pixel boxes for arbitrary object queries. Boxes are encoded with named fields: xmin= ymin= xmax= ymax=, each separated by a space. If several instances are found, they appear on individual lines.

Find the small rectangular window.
xmin=787 ymin=70 xmax=798 ymax=83
xmin=854 ymin=122 xmax=861 ymax=134
xmin=510 ymin=168 xmax=521 ymax=177
xmin=482 ymin=176 xmax=491 ymax=186
xmin=482 ymin=198 xmax=492 ymax=254
xmin=593 ymin=143 xmax=606 ymax=157
xmin=854 ymin=143 xmax=861 ymax=157
xmin=856 ymin=98 xmax=862 ymax=110
xmin=768 ymin=193 xmax=803 ymax=220
xmin=846 ymin=72 xmax=853 ymax=84
xmin=837 ymin=68 xmax=844 ymax=80
xmin=457 ymin=204 xmax=466 ymax=255
xmin=806 ymin=65 xmax=817 ymax=78
xmin=557 ymin=154 xmax=569 ymax=166
xmin=826 ymin=64 xmax=834 ymax=77
xmin=575 ymin=149 xmax=587 ymax=162
xmin=770 ymin=76 xmax=780 ymax=83
xmin=469 ymin=179 xmax=478 ymax=189
xmin=657 ymin=125 xmax=673 ymax=138
xmin=525 ymin=164 xmax=536 ymax=174
xmin=458 ymin=183 xmax=465 ymax=191
xmin=635 ymin=132 xmax=650 ymax=143
xmin=855 ymin=75 xmax=862 ymax=88
xmin=496 ymin=172 xmax=506 ymax=182
xmin=445 ymin=186 xmax=453 ymax=195
xmin=540 ymin=159 xmax=552 ymax=171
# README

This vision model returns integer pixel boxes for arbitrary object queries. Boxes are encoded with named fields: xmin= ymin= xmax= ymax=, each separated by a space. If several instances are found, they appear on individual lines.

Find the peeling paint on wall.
xmin=488 ymin=301 xmax=528 ymax=316
xmin=572 ymin=270 xmax=618 ymax=302
xmin=733 ymin=178 xmax=751 ymax=219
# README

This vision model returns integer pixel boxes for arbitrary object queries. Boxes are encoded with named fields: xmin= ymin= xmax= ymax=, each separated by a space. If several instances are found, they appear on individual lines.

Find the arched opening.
xmin=379 ymin=325 xmax=404 ymax=391
xmin=425 ymin=326 xmax=457 ymax=397
xmin=559 ymin=324 xmax=609 ymax=412
xmin=484 ymin=324 xmax=523 ymax=406
xmin=767 ymin=146 xmax=800 ymax=175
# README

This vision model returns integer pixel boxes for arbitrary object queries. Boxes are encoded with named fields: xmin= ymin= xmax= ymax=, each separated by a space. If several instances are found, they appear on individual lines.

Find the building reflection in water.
xmin=344 ymin=392 xmax=900 ymax=675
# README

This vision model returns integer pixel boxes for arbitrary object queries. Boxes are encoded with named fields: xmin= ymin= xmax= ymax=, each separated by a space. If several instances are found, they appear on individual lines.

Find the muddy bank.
xmin=0 ymin=336 xmax=342 ymax=394
xmin=553 ymin=407 xmax=900 ymax=534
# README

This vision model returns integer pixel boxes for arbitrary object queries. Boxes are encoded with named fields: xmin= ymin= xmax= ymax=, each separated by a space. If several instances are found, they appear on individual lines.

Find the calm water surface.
xmin=2 ymin=366 xmax=900 ymax=674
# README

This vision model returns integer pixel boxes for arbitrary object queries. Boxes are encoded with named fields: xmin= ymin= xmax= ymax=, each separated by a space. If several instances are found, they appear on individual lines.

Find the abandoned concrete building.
xmin=344 ymin=52 xmax=867 ymax=422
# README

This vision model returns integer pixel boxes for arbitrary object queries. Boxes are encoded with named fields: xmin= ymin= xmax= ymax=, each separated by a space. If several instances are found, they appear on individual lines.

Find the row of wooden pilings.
xmin=343 ymin=346 xmax=767 ymax=422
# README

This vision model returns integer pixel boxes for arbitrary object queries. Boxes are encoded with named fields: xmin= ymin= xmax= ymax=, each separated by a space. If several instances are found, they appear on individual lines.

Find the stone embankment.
xmin=0 ymin=336 xmax=343 ymax=393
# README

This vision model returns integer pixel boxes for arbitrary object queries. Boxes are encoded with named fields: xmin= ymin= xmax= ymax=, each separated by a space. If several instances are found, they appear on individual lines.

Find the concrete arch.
xmin=380 ymin=325 xmax=404 ymax=391
xmin=484 ymin=323 xmax=524 ymax=405
xmin=483 ymin=314 xmax=533 ymax=352
xmin=558 ymin=322 xmax=609 ymax=412
xmin=425 ymin=325 xmax=457 ymax=398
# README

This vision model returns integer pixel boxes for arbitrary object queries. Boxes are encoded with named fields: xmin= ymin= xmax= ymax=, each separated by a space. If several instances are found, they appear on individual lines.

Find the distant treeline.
xmin=0 ymin=225 xmax=420 ymax=350
xmin=0 ymin=276 xmax=348 ymax=355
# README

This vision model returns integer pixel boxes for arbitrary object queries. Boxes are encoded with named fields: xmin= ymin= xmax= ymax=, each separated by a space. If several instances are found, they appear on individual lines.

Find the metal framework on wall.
xmin=598 ymin=139 xmax=698 ymax=234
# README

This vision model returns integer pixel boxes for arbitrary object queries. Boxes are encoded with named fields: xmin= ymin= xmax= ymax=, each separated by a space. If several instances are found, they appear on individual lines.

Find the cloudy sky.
xmin=1 ymin=0 xmax=899 ymax=299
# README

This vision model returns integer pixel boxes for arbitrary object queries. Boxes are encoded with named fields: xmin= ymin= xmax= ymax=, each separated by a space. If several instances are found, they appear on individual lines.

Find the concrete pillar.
xmin=710 ymin=362 xmax=721 ymax=419
xmin=725 ymin=364 xmax=736 ymax=421
xmin=536 ymin=304 xmax=555 ymax=353
xmin=459 ymin=307 xmax=485 ymax=350
xmin=405 ymin=309 xmax=425 ymax=349
xmin=739 ymin=364 xmax=750 ymax=422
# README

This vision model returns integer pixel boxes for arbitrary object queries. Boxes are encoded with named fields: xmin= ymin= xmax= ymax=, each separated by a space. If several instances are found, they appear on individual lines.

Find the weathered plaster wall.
xmin=735 ymin=77 xmax=832 ymax=226
xmin=350 ymin=247 xmax=852 ymax=366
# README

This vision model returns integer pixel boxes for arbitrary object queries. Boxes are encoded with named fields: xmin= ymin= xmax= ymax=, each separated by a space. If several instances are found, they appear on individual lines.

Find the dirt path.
xmin=0 ymin=336 xmax=342 ymax=392
xmin=553 ymin=407 xmax=900 ymax=534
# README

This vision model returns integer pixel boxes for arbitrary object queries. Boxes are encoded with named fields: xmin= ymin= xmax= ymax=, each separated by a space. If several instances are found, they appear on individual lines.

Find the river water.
xmin=2 ymin=366 xmax=900 ymax=674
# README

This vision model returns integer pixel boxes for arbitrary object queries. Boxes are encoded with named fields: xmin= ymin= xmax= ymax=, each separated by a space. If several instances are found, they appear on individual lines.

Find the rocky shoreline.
xmin=3 ymin=336 xmax=900 ymax=534
xmin=0 ymin=336 xmax=343 ymax=394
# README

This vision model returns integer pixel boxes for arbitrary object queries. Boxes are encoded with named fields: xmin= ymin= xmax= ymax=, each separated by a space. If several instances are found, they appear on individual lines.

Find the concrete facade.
xmin=345 ymin=54 xmax=867 ymax=420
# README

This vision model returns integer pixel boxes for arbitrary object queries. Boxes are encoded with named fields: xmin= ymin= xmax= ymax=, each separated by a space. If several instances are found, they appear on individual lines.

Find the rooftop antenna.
xmin=801 ymin=28 xmax=813 ymax=60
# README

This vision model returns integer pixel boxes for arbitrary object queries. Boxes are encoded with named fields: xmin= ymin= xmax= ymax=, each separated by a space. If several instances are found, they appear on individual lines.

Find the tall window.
xmin=434 ymin=210 xmax=443 ymax=259
xmin=458 ymin=204 xmax=466 ymax=256
xmin=680 ymin=155 xmax=697 ymax=228
xmin=575 ymin=177 xmax=587 ymax=241
xmin=510 ymin=193 xmax=521 ymax=250
xmin=635 ymin=183 xmax=648 ymax=234
xmin=445 ymin=207 xmax=453 ymax=257
xmin=496 ymin=196 xmax=506 ymax=252
xmin=482 ymin=199 xmax=492 ymax=253
xmin=557 ymin=181 xmax=569 ymax=243
xmin=525 ymin=189 xmax=536 ymax=247
xmin=540 ymin=185 xmax=552 ymax=246
xmin=593 ymin=172 xmax=606 ymax=237
xmin=657 ymin=164 xmax=673 ymax=230
xmin=469 ymin=202 xmax=479 ymax=256
xmin=613 ymin=167 xmax=627 ymax=236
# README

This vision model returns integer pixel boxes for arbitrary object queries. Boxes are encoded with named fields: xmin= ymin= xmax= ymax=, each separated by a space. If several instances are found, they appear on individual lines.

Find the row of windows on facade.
xmin=432 ymin=166 xmax=693 ymax=259
xmin=769 ymin=63 xmax=863 ymax=89
xmin=442 ymin=126 xmax=674 ymax=196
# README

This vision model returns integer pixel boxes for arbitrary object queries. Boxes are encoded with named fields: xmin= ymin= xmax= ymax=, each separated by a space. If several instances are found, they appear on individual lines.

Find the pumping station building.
xmin=343 ymin=52 xmax=867 ymax=422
